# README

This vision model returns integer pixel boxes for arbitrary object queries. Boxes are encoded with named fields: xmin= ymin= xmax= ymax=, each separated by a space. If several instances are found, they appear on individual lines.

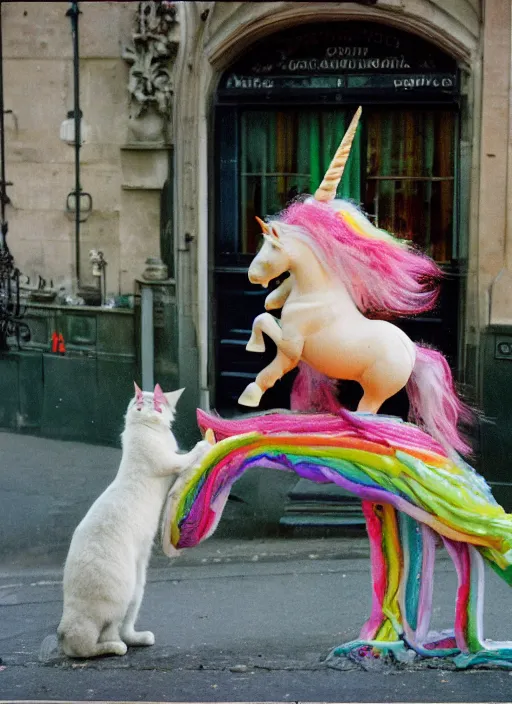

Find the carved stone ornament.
xmin=122 ymin=1 xmax=179 ymax=138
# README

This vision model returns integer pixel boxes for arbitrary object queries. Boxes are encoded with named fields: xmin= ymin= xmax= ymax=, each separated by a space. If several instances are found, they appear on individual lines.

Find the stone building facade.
xmin=2 ymin=0 xmax=512 ymax=523
xmin=4 ymin=0 xmax=174 ymax=294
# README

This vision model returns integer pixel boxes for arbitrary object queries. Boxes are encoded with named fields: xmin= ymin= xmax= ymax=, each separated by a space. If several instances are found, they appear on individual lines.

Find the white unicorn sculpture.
xmin=238 ymin=107 xmax=472 ymax=455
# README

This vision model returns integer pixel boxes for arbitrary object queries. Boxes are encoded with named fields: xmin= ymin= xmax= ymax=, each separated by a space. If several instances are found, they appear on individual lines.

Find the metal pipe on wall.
xmin=0 ymin=0 xmax=8 ymax=248
xmin=66 ymin=1 xmax=82 ymax=286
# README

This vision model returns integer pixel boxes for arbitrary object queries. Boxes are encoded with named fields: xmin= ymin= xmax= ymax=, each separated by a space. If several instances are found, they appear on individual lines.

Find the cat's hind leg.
xmin=99 ymin=621 xmax=125 ymax=646
xmin=59 ymin=617 xmax=127 ymax=658
xmin=120 ymin=558 xmax=154 ymax=647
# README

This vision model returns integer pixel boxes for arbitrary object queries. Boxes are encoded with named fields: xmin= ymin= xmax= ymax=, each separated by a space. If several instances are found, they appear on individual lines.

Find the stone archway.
xmin=172 ymin=0 xmax=482 ymax=418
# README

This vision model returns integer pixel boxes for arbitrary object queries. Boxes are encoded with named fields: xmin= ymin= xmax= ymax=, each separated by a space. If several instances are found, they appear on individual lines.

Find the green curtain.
xmin=241 ymin=109 xmax=363 ymax=252
xmin=240 ymin=107 xmax=455 ymax=260
xmin=299 ymin=110 xmax=362 ymax=202
xmin=313 ymin=111 xmax=361 ymax=201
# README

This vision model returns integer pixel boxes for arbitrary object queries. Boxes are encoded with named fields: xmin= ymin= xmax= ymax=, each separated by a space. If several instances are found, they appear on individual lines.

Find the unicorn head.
xmin=248 ymin=217 xmax=290 ymax=288
xmin=250 ymin=106 xmax=441 ymax=317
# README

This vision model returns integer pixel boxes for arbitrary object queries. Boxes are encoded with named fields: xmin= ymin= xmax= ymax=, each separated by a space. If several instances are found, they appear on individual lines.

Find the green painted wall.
xmin=479 ymin=325 xmax=512 ymax=509
xmin=0 ymin=305 xmax=137 ymax=446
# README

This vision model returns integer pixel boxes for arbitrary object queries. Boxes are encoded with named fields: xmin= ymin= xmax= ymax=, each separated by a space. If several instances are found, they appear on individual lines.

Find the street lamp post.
xmin=66 ymin=1 xmax=82 ymax=287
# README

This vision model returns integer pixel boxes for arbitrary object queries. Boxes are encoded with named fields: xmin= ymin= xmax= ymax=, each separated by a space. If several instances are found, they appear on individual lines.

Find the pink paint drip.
xmin=197 ymin=408 xmax=447 ymax=457
xmin=442 ymin=538 xmax=470 ymax=652
xmin=360 ymin=501 xmax=388 ymax=640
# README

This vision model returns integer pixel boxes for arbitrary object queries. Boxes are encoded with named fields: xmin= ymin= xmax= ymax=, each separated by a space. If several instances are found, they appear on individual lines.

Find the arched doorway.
xmin=212 ymin=21 xmax=463 ymax=418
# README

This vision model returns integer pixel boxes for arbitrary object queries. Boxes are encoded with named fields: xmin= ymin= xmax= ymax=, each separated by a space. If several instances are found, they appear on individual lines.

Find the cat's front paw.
xmin=193 ymin=439 xmax=212 ymax=462
xmin=123 ymin=630 xmax=155 ymax=647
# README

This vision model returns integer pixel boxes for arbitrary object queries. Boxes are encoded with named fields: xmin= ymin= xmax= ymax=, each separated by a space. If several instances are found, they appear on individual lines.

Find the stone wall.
xmin=3 ymin=1 xmax=169 ymax=296
xmin=483 ymin=0 xmax=512 ymax=327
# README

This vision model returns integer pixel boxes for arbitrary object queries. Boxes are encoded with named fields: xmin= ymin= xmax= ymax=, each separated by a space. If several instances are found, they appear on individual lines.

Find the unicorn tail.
xmin=290 ymin=362 xmax=343 ymax=413
xmin=406 ymin=345 xmax=474 ymax=456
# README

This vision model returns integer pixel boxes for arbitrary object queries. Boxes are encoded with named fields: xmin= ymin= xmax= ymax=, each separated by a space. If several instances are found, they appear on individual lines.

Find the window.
xmin=365 ymin=109 xmax=455 ymax=263
xmin=236 ymin=107 xmax=456 ymax=263
xmin=239 ymin=108 xmax=362 ymax=254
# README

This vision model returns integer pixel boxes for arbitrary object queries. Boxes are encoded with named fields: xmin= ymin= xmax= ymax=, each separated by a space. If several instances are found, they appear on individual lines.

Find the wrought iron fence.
xmin=0 ymin=1 xmax=29 ymax=350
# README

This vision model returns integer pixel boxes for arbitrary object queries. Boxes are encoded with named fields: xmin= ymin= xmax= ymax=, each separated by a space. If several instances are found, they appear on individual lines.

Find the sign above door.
xmin=218 ymin=22 xmax=459 ymax=102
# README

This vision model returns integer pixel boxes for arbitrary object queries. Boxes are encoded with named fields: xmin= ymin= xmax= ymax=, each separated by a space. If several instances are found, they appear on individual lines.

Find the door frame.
xmin=212 ymin=91 xmax=464 ymax=413
xmin=171 ymin=5 xmax=479 ymax=415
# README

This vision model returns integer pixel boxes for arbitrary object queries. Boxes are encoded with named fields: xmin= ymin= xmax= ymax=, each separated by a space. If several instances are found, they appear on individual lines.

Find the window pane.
xmin=237 ymin=108 xmax=455 ymax=262
xmin=365 ymin=178 xmax=453 ymax=261
xmin=364 ymin=109 xmax=455 ymax=262
xmin=239 ymin=109 xmax=362 ymax=254
xmin=366 ymin=110 xmax=455 ymax=178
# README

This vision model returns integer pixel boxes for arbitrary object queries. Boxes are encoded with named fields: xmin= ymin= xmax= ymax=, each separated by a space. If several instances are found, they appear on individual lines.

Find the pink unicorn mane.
xmin=280 ymin=199 xmax=441 ymax=318
xmin=197 ymin=407 xmax=448 ymax=458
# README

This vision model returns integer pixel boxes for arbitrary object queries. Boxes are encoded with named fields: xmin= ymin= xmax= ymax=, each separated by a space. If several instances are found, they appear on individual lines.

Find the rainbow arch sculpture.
xmin=161 ymin=408 xmax=512 ymax=670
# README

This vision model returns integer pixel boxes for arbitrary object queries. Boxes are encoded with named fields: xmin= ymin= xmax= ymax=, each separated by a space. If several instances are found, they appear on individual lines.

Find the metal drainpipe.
xmin=66 ymin=1 xmax=82 ymax=287
xmin=0 ymin=1 xmax=9 ymax=251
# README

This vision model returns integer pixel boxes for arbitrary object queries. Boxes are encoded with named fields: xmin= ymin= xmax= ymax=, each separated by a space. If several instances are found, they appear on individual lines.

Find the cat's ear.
xmin=164 ymin=387 xmax=185 ymax=409
xmin=153 ymin=383 xmax=167 ymax=412
xmin=134 ymin=381 xmax=144 ymax=409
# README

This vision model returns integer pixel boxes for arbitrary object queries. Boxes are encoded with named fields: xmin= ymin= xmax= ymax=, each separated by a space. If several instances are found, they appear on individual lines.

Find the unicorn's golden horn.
xmin=255 ymin=216 xmax=269 ymax=233
xmin=314 ymin=106 xmax=362 ymax=203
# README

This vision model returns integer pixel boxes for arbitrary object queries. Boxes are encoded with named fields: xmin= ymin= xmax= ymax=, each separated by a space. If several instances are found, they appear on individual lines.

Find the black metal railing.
xmin=0 ymin=1 xmax=29 ymax=350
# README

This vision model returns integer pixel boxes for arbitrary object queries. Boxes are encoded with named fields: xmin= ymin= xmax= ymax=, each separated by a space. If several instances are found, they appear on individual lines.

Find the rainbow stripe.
xmin=164 ymin=411 xmax=510 ymax=564
xmin=160 ymin=409 xmax=512 ymax=668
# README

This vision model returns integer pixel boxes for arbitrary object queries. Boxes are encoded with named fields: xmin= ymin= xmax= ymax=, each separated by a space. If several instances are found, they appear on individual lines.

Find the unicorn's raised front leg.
xmin=265 ymin=277 xmax=292 ymax=311
xmin=239 ymin=350 xmax=301 ymax=408
xmin=239 ymin=321 xmax=303 ymax=407
xmin=246 ymin=312 xmax=282 ymax=353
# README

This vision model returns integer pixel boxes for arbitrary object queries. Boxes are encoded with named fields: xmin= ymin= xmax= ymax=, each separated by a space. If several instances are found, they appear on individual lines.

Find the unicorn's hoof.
xmin=238 ymin=383 xmax=263 ymax=407
xmin=246 ymin=336 xmax=265 ymax=353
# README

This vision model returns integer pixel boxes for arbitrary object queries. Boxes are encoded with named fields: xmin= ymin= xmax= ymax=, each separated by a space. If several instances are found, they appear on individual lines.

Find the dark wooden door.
xmin=214 ymin=104 xmax=461 ymax=417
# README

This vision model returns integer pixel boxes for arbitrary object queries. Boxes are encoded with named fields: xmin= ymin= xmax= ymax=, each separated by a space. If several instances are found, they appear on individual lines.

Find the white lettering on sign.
xmin=325 ymin=46 xmax=369 ymax=58
xmin=281 ymin=55 xmax=411 ymax=72
xmin=225 ymin=74 xmax=275 ymax=89
xmin=393 ymin=76 xmax=454 ymax=89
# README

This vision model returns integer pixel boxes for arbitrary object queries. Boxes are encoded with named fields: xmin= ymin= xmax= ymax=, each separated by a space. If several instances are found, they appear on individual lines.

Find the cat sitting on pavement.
xmin=57 ymin=383 xmax=210 ymax=658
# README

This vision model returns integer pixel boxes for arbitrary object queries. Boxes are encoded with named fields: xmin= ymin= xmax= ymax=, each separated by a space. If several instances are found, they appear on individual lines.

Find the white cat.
xmin=57 ymin=383 xmax=209 ymax=658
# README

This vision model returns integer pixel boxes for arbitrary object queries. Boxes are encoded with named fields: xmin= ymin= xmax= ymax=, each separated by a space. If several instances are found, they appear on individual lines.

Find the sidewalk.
xmin=3 ymin=435 xmax=512 ymax=702
xmin=0 ymin=430 xmax=123 ymax=566
xmin=1 ymin=544 xmax=511 ymax=702
xmin=0 ymin=429 xmax=369 ymax=569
